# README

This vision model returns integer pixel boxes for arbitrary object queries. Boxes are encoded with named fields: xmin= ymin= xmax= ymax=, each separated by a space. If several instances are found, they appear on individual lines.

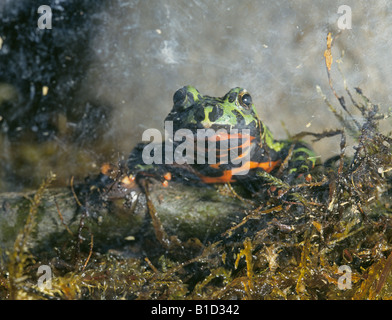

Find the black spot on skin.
xmin=231 ymin=110 xmax=245 ymax=127
xmin=173 ymin=87 xmax=187 ymax=107
xmin=194 ymin=107 xmax=205 ymax=122
xmin=228 ymin=92 xmax=237 ymax=103
xmin=186 ymin=91 xmax=195 ymax=105
xmin=208 ymin=106 xmax=224 ymax=122
xmin=247 ymin=119 xmax=257 ymax=129
xmin=246 ymin=120 xmax=260 ymax=139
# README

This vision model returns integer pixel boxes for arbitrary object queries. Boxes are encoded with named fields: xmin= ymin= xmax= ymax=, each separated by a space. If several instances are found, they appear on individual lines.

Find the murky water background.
xmin=0 ymin=0 xmax=391 ymax=191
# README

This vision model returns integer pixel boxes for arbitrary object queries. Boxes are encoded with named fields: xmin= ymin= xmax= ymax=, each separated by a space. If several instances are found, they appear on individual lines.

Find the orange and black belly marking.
xmin=195 ymin=132 xmax=281 ymax=184
xmin=199 ymin=159 xmax=281 ymax=184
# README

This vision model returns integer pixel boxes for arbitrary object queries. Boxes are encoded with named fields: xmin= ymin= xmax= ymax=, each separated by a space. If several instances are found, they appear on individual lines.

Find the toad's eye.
xmin=173 ymin=86 xmax=197 ymax=109
xmin=173 ymin=87 xmax=187 ymax=106
xmin=238 ymin=92 xmax=252 ymax=110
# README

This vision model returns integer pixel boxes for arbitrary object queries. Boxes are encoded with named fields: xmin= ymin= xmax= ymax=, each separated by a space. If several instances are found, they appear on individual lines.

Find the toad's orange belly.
xmin=199 ymin=160 xmax=281 ymax=184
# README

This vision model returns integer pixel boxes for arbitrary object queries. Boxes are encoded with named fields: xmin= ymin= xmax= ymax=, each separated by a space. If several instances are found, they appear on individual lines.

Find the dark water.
xmin=0 ymin=0 xmax=391 ymax=191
